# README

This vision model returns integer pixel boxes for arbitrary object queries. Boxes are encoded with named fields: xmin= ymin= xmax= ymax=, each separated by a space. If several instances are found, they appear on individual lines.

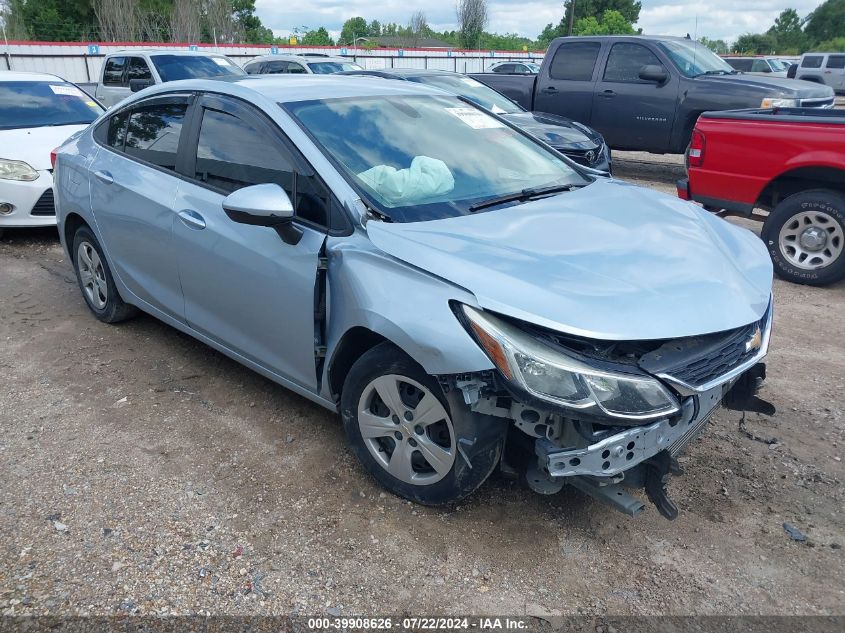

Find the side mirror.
xmin=639 ymin=64 xmax=669 ymax=84
xmin=223 ymin=183 xmax=302 ymax=245
xmin=129 ymin=78 xmax=155 ymax=93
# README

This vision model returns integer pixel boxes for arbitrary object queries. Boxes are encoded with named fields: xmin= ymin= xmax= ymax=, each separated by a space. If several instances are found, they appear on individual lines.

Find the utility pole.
xmin=567 ymin=0 xmax=577 ymax=36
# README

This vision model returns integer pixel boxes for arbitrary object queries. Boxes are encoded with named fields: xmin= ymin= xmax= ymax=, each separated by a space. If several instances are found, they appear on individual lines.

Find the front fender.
xmin=321 ymin=232 xmax=494 ymax=399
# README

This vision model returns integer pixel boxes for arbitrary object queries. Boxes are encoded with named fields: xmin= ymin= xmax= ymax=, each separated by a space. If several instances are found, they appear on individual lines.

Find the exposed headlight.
xmin=461 ymin=305 xmax=680 ymax=420
xmin=760 ymin=98 xmax=798 ymax=108
xmin=0 ymin=159 xmax=39 ymax=182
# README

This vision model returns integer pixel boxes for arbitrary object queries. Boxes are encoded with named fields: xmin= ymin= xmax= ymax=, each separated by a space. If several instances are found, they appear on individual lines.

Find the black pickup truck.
xmin=471 ymin=35 xmax=836 ymax=154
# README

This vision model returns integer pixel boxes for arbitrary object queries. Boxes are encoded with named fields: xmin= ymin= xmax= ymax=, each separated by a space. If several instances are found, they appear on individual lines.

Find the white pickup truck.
xmin=94 ymin=50 xmax=244 ymax=107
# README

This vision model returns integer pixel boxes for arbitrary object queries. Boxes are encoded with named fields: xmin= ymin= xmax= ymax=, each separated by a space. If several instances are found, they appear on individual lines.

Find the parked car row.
xmin=49 ymin=74 xmax=774 ymax=518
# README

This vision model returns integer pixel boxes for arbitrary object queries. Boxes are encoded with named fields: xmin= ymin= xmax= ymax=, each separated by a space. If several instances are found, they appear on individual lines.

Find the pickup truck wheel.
xmin=340 ymin=343 xmax=503 ymax=505
xmin=762 ymin=190 xmax=845 ymax=286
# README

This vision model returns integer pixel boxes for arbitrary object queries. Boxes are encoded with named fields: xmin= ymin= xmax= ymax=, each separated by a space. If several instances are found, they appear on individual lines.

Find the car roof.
xmin=138 ymin=74 xmax=448 ymax=103
xmin=0 ymin=70 xmax=66 ymax=82
xmin=246 ymin=55 xmax=355 ymax=65
xmin=347 ymin=68 xmax=460 ymax=79
xmin=108 ymin=50 xmax=230 ymax=57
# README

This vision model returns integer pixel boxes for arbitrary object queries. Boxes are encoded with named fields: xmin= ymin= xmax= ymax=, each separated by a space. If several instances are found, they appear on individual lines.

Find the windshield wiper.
xmin=697 ymin=70 xmax=737 ymax=76
xmin=468 ymin=183 xmax=580 ymax=212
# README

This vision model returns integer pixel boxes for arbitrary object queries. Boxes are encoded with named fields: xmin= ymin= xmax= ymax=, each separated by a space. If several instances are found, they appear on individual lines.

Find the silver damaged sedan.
xmin=54 ymin=76 xmax=774 ymax=518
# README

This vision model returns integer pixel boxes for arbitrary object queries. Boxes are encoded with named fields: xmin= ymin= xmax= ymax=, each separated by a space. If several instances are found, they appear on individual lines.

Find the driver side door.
xmin=590 ymin=42 xmax=679 ymax=151
xmin=172 ymin=94 xmax=330 ymax=391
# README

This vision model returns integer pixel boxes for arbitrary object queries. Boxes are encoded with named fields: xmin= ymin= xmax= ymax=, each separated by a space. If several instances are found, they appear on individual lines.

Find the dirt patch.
xmin=1 ymin=193 xmax=843 ymax=617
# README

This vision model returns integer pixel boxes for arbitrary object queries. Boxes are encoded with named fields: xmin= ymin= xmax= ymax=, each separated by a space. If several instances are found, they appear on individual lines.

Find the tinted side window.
xmin=124 ymin=102 xmax=188 ymax=171
xmin=549 ymin=42 xmax=601 ymax=81
xmin=264 ymin=61 xmax=288 ymax=74
xmin=751 ymin=59 xmax=770 ymax=72
xmin=802 ymin=56 xmax=823 ymax=68
xmin=727 ymin=58 xmax=752 ymax=71
xmin=827 ymin=55 xmax=845 ymax=69
xmin=126 ymin=57 xmax=152 ymax=81
xmin=287 ymin=63 xmax=307 ymax=74
xmin=194 ymin=108 xmax=327 ymax=226
xmin=603 ymin=43 xmax=662 ymax=82
xmin=103 ymin=57 xmax=126 ymax=86
xmin=494 ymin=64 xmax=516 ymax=73
xmin=94 ymin=110 xmax=130 ymax=150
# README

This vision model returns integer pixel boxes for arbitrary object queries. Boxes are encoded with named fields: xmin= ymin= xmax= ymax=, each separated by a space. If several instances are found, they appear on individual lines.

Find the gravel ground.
xmin=0 ymin=156 xmax=843 ymax=619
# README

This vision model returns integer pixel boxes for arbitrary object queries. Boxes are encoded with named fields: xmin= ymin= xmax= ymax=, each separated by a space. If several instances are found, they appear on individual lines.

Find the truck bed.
xmin=700 ymin=107 xmax=845 ymax=125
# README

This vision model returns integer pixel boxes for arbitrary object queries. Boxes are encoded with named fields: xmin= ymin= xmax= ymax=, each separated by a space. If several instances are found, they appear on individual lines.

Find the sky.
xmin=255 ymin=0 xmax=826 ymax=45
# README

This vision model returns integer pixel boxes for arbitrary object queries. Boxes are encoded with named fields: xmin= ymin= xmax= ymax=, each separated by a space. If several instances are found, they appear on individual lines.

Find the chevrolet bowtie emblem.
xmin=745 ymin=327 xmax=763 ymax=353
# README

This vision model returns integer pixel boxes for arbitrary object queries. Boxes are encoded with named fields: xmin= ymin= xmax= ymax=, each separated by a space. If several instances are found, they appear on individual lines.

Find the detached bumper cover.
xmin=537 ymin=384 xmax=722 ymax=478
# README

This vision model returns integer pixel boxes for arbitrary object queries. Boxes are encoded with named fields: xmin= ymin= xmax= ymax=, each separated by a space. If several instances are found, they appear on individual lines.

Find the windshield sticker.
xmin=445 ymin=107 xmax=505 ymax=129
xmin=49 ymin=84 xmax=85 ymax=97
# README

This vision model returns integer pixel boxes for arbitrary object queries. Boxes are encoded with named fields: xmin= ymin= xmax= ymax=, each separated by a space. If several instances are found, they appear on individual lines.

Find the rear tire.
xmin=71 ymin=226 xmax=138 ymax=323
xmin=761 ymin=189 xmax=845 ymax=286
xmin=340 ymin=343 xmax=505 ymax=505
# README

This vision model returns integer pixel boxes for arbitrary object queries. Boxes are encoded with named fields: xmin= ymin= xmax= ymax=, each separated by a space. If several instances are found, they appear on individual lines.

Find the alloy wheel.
xmin=778 ymin=210 xmax=844 ymax=270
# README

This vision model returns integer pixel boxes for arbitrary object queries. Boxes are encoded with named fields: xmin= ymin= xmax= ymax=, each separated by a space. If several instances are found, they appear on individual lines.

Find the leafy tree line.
xmin=731 ymin=1 xmax=845 ymax=54
xmin=0 ymin=0 xmax=274 ymax=44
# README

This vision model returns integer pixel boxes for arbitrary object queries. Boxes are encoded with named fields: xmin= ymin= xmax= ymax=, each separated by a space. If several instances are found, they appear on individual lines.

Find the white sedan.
xmin=0 ymin=71 xmax=104 ymax=237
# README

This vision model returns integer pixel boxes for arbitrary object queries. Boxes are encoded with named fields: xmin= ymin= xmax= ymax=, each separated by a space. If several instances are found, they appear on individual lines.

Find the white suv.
xmin=243 ymin=54 xmax=362 ymax=75
xmin=795 ymin=52 xmax=845 ymax=92
xmin=94 ymin=51 xmax=244 ymax=107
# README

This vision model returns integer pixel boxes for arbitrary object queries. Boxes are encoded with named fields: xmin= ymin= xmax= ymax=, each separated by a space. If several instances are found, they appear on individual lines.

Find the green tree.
xmin=340 ymin=16 xmax=368 ymax=44
xmin=301 ymin=26 xmax=333 ymax=46
xmin=734 ymin=32 xmax=777 ymax=54
xmin=369 ymin=19 xmax=381 ymax=37
xmin=814 ymin=35 xmax=845 ymax=50
xmin=564 ymin=0 xmax=641 ymax=30
xmin=805 ymin=0 xmax=845 ymax=46
xmin=574 ymin=10 xmax=635 ymax=36
xmin=699 ymin=36 xmax=729 ymax=54
xmin=767 ymin=8 xmax=805 ymax=51
xmin=233 ymin=0 xmax=273 ymax=44
xmin=3 ymin=0 xmax=94 ymax=41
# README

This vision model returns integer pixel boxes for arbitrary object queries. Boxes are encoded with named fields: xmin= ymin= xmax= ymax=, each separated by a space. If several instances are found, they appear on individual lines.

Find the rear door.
xmin=534 ymin=40 xmax=603 ymax=124
xmin=824 ymin=55 xmax=845 ymax=90
xmin=171 ymin=94 xmax=329 ymax=389
xmin=262 ymin=60 xmax=289 ymax=74
xmin=590 ymin=41 xmax=678 ymax=151
xmin=88 ymin=94 xmax=190 ymax=319
xmin=96 ymin=56 xmax=128 ymax=107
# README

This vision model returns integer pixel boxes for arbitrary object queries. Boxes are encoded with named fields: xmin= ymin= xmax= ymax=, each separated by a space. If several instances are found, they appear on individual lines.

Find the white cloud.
xmin=255 ymin=0 xmax=826 ymax=45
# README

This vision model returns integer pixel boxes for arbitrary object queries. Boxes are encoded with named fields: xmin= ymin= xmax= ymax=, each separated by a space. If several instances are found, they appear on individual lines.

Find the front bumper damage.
xmin=454 ymin=302 xmax=773 ymax=520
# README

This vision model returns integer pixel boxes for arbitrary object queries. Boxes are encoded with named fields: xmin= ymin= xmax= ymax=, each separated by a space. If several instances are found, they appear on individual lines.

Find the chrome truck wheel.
xmin=762 ymin=189 xmax=845 ymax=286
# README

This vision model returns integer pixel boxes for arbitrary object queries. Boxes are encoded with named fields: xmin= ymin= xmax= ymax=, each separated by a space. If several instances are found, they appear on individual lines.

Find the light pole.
xmin=567 ymin=0 xmax=577 ymax=36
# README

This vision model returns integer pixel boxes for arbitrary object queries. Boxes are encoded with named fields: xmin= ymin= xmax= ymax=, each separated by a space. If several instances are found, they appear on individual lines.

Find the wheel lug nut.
xmin=394 ymin=431 xmax=402 ymax=441
xmin=392 ymin=415 xmax=400 ymax=424
xmin=404 ymin=411 xmax=414 ymax=421
xmin=414 ymin=425 xmax=423 ymax=435
xmin=408 ymin=438 xmax=417 ymax=447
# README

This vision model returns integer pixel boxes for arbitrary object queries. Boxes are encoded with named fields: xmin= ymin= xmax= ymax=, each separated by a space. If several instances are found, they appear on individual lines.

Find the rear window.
xmin=0 ymin=81 xmax=103 ymax=130
xmin=307 ymin=61 xmax=363 ymax=74
xmin=801 ymin=56 xmax=824 ymax=68
xmin=827 ymin=55 xmax=845 ymax=69
xmin=150 ymin=55 xmax=245 ymax=82
xmin=549 ymin=42 xmax=601 ymax=81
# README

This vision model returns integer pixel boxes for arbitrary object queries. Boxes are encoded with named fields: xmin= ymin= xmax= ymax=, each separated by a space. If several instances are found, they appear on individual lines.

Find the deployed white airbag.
xmin=357 ymin=156 xmax=454 ymax=205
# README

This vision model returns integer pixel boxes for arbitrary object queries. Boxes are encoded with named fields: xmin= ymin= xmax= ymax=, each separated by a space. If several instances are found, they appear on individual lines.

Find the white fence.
xmin=1 ymin=42 xmax=544 ymax=84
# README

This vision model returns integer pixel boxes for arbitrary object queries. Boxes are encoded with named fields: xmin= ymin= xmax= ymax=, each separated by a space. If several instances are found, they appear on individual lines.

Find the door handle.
xmin=600 ymin=89 xmax=616 ymax=98
xmin=93 ymin=170 xmax=113 ymax=185
xmin=177 ymin=209 xmax=206 ymax=230
xmin=541 ymin=86 xmax=558 ymax=94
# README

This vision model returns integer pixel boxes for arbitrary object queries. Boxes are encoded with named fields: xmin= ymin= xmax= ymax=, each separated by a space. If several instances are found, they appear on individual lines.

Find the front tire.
xmin=71 ymin=226 xmax=137 ymax=323
xmin=340 ymin=343 xmax=505 ymax=505
xmin=761 ymin=189 xmax=845 ymax=286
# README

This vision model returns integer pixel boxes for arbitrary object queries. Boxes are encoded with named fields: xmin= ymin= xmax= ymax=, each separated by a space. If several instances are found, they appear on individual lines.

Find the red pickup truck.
xmin=678 ymin=108 xmax=845 ymax=286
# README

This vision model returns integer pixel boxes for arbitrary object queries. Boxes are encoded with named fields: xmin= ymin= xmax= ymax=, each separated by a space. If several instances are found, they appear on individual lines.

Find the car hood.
xmin=697 ymin=73 xmax=834 ymax=98
xmin=366 ymin=179 xmax=772 ymax=341
xmin=0 ymin=124 xmax=90 ymax=170
xmin=501 ymin=112 xmax=601 ymax=149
